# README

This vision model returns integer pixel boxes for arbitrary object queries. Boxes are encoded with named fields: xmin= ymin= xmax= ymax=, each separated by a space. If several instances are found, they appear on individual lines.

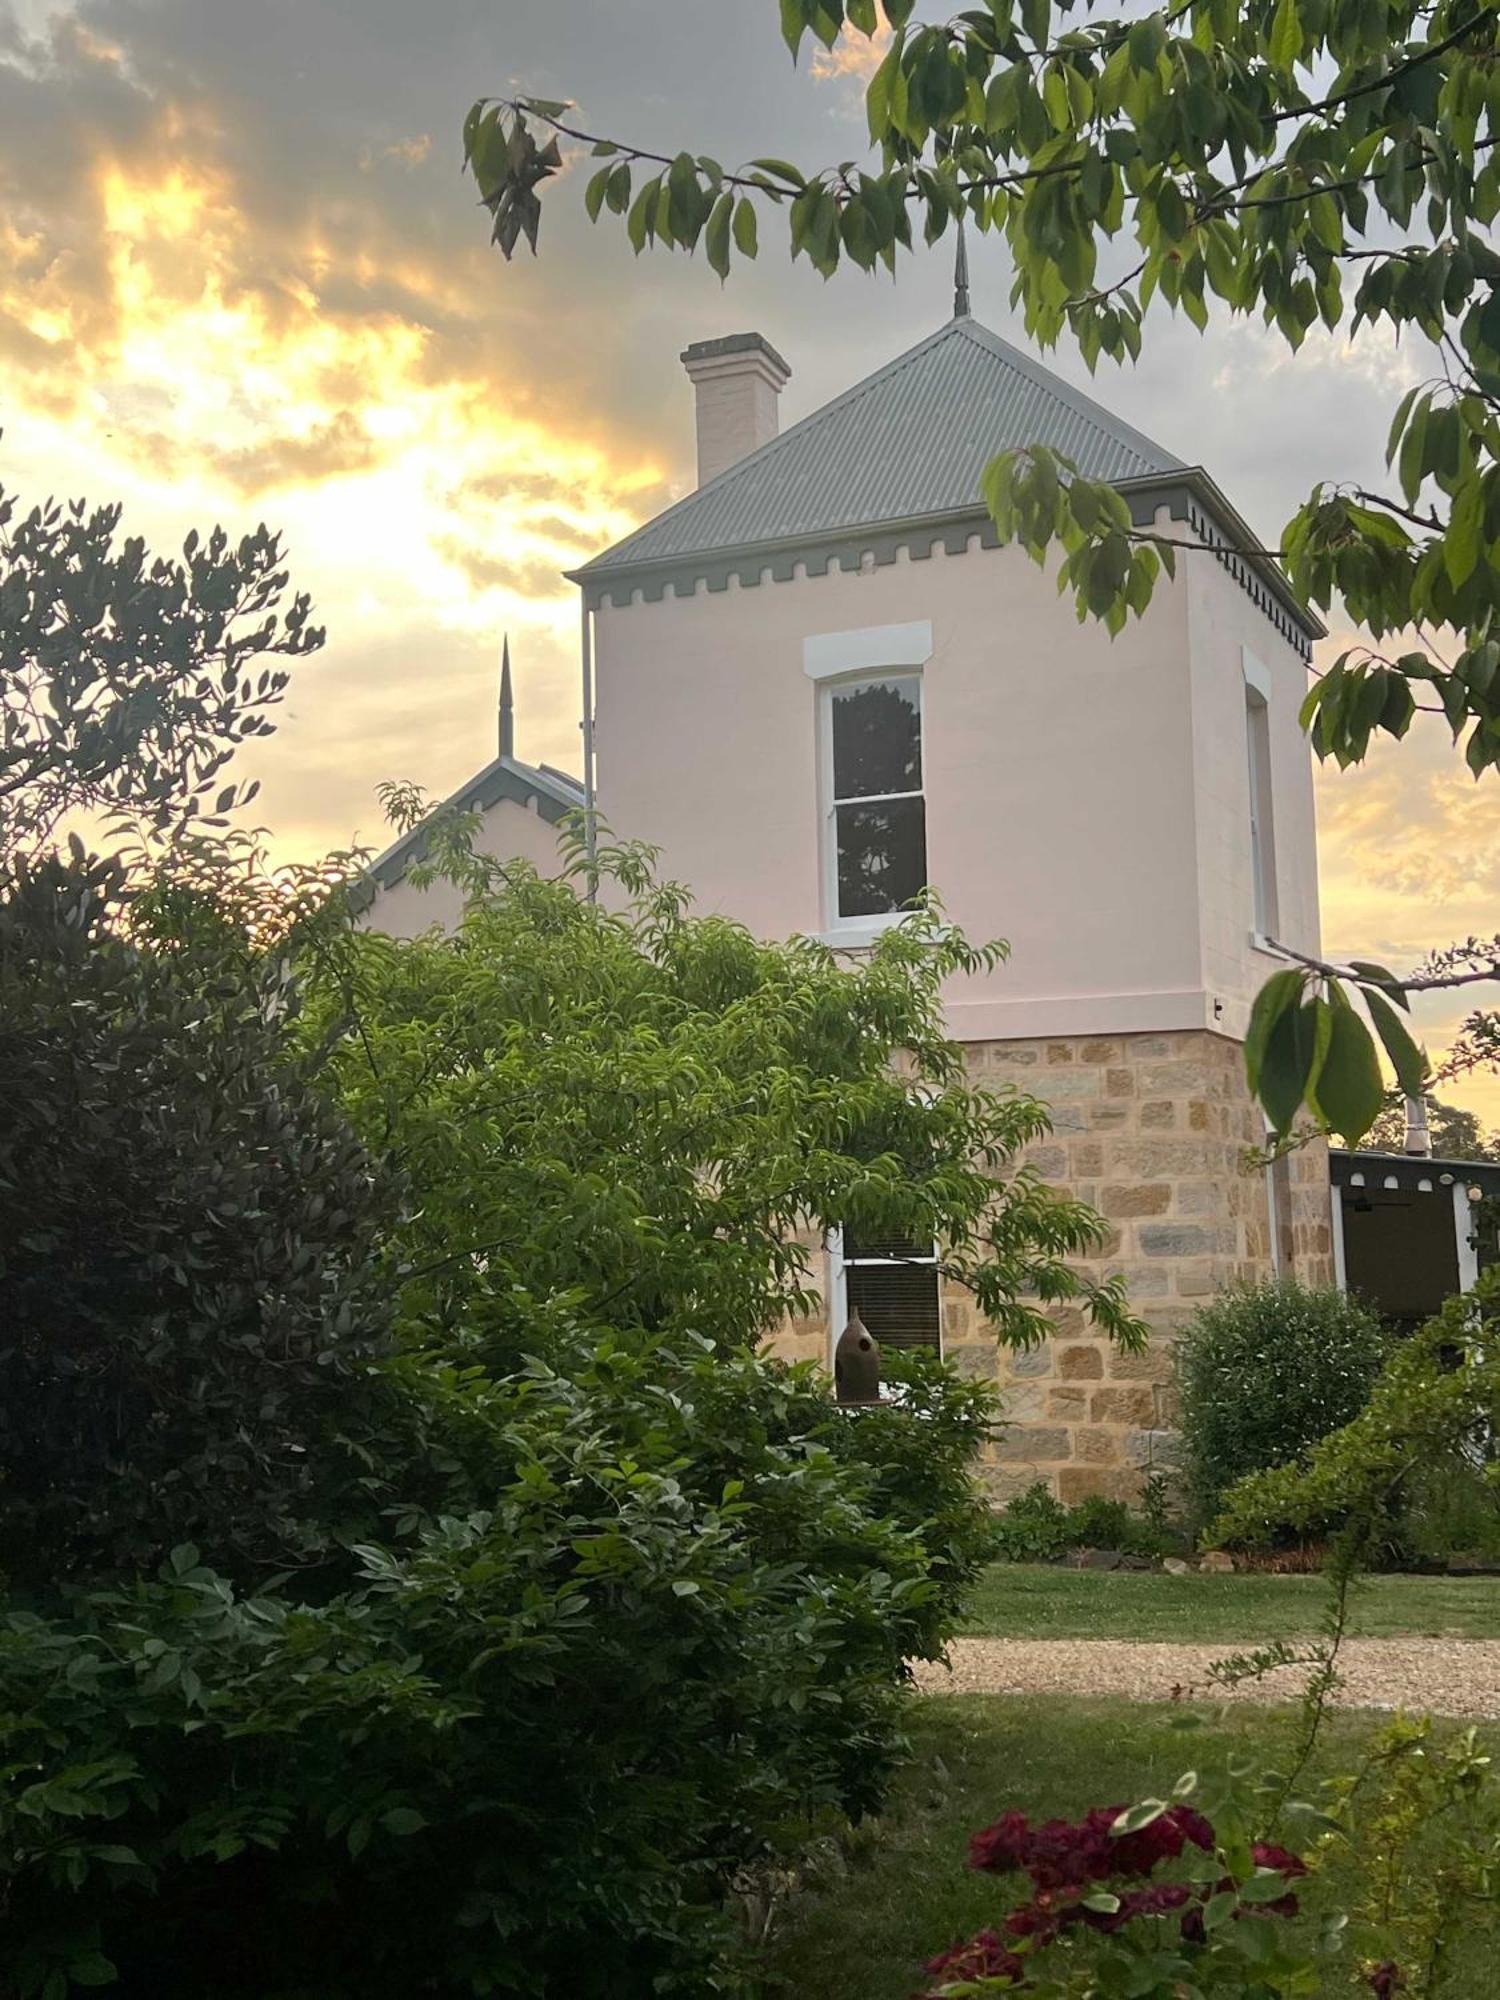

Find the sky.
xmin=1 ymin=0 xmax=1497 ymax=1122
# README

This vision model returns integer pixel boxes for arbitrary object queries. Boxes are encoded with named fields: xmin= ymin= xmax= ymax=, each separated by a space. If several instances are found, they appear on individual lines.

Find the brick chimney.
xmin=680 ymin=332 xmax=791 ymax=487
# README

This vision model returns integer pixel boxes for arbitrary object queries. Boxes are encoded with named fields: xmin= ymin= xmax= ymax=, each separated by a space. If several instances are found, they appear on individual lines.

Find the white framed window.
xmin=829 ymin=1226 xmax=942 ymax=1359
xmin=1244 ymin=655 xmax=1279 ymax=940
xmin=819 ymin=673 xmax=928 ymax=928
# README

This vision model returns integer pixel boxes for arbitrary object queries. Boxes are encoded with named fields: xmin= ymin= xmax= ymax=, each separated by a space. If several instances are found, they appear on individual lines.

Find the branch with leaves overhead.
xmin=464 ymin=0 xmax=1500 ymax=1141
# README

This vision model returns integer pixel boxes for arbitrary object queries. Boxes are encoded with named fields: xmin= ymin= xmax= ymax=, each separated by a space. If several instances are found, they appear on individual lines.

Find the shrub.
xmin=1 ymin=1327 xmax=995 ymax=2000
xmin=988 ymin=1483 xmax=1173 ymax=1564
xmin=921 ymin=1790 xmax=1311 ymax=1995
xmin=0 ymin=849 xmax=394 ymax=1591
xmin=1211 ymin=1273 xmax=1500 ymax=1557
xmin=1176 ymin=1279 xmax=1388 ymax=1530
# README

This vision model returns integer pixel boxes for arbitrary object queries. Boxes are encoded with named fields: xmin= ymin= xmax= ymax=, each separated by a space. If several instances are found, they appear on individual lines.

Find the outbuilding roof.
xmin=363 ymin=751 xmax=584 ymax=898
xmin=579 ymin=314 xmax=1183 ymax=578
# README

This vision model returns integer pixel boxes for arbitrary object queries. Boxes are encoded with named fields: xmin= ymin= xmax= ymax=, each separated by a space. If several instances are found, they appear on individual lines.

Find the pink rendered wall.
xmin=592 ymin=534 xmax=1220 ymax=1040
xmin=1185 ymin=550 xmax=1322 ymax=1040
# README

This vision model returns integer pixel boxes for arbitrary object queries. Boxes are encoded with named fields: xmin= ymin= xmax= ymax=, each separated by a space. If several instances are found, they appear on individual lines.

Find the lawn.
xmin=760 ymin=1694 xmax=1500 ymax=2000
xmin=962 ymin=1563 xmax=1500 ymax=1642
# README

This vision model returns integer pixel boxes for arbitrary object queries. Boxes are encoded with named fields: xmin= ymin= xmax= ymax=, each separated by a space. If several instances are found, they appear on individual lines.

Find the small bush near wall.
xmin=1176 ymin=1279 xmax=1389 ymax=1532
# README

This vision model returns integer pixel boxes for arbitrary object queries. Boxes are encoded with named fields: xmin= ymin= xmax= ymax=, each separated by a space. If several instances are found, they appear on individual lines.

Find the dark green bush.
xmin=1176 ymin=1278 xmax=1389 ymax=1530
xmin=2 ymin=1326 xmax=997 ymax=2000
xmin=0 ymin=850 xmax=394 ymax=1591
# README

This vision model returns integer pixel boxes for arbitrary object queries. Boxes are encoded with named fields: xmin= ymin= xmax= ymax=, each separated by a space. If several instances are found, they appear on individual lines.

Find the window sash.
xmin=821 ymin=672 xmax=928 ymax=927
xmin=831 ymin=1229 xmax=942 ymax=1358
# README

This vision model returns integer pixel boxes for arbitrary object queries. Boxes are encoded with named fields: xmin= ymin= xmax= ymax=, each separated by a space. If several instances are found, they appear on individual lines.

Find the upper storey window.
xmin=1244 ymin=658 xmax=1280 ymax=941
xmin=804 ymin=620 xmax=933 ymax=936
xmin=826 ymin=674 xmax=928 ymax=922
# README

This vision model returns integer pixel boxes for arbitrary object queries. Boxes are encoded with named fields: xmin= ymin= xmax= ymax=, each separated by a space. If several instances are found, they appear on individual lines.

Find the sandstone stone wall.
xmin=767 ymin=1027 xmax=1334 ymax=1506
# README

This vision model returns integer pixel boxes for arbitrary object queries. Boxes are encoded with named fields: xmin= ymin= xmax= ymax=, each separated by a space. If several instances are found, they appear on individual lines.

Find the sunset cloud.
xmin=1 ymin=0 xmax=1496 ymax=1126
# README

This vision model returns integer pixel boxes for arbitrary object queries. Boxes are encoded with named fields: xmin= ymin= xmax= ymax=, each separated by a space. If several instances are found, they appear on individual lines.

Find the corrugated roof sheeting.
xmin=584 ymin=316 xmax=1183 ymax=575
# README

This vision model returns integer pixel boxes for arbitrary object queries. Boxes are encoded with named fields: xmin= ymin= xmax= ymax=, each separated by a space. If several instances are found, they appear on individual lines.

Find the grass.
xmin=962 ymin=1563 xmax=1500 ymax=1643
xmin=760 ymin=1694 xmax=1500 ymax=2000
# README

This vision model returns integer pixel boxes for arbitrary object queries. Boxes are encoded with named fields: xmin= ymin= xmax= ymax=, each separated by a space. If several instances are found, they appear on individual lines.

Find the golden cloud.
xmin=809 ymin=4 xmax=893 ymax=82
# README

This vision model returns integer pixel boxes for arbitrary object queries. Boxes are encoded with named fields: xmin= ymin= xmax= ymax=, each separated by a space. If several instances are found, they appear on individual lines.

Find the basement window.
xmin=823 ymin=673 xmax=928 ymax=926
xmin=832 ymin=1226 xmax=941 ymax=1357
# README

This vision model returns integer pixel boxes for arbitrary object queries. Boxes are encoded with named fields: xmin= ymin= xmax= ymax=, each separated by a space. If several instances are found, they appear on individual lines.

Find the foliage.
xmin=0 ymin=1325 xmax=1001 ymax=2000
xmin=0 ymin=843 xmax=394 ymax=1592
xmin=465 ymin=0 xmax=1500 ymax=1136
xmin=988 ymin=1481 xmax=1171 ymax=1563
xmin=1211 ymin=1269 xmax=1500 ymax=1551
xmin=921 ymin=1785 xmax=1318 ymax=1995
xmin=1323 ymin=1713 xmax=1500 ymax=1994
xmin=1175 ymin=1279 xmax=1390 ymax=1531
xmin=299 ymin=827 xmax=1145 ymax=1355
xmin=1368 ymin=1089 xmax=1500 ymax=1158
xmin=0 ymin=485 xmax=321 ymax=847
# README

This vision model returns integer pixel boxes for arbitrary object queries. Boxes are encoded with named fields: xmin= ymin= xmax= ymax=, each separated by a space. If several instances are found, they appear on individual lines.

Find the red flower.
xmin=969 ymin=1811 xmax=1034 ymax=1875
xmin=1248 ymin=1841 xmax=1308 ymax=1917
xmin=1366 ymin=1964 xmax=1403 ymax=1998
xmin=921 ymin=1929 xmax=1025 ymax=1991
xmin=1110 ymin=1804 xmax=1215 ymax=1875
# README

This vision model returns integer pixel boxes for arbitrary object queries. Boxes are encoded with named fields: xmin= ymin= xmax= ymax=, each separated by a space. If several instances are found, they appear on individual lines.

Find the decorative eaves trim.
xmin=570 ymin=468 xmax=1322 ymax=660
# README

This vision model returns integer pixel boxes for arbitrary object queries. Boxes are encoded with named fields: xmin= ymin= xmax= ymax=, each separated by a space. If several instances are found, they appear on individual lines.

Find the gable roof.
xmin=363 ymin=751 xmax=583 ymax=898
xmin=579 ymin=314 xmax=1184 ymax=579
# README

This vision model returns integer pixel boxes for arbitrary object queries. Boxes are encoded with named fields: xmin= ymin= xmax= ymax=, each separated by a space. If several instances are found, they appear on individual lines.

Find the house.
xmin=359 ymin=637 xmax=583 ymax=935
xmin=364 ymin=292 xmax=1342 ymax=1501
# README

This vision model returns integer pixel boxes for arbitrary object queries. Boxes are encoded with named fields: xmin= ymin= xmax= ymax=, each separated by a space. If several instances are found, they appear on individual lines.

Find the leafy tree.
xmin=1 ymin=485 xmax=321 ymax=848
xmin=463 ymin=0 xmax=1500 ymax=1141
xmin=303 ymin=820 xmax=1144 ymax=1355
xmin=1367 ymin=1087 xmax=1500 ymax=1157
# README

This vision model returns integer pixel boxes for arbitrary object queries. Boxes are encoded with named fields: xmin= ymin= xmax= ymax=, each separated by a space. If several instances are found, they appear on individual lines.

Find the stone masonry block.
xmin=1105 ymin=1068 xmax=1136 ymax=1098
xmin=1058 ymin=1344 xmax=1104 ymax=1380
xmin=994 ymin=1425 xmax=1073 ymax=1463
xmin=1006 ymin=1343 xmax=1055 ymax=1378
xmin=1046 ymin=1385 xmax=1089 ymax=1422
xmin=1058 ymin=1466 xmax=1140 ymax=1504
xmin=1000 ymin=1382 xmax=1049 ymax=1423
xmin=1073 ymin=1425 xmax=1124 ymax=1465
xmin=1079 ymin=1039 xmax=1123 ymax=1063
xmin=1107 ymin=1343 xmax=1176 ymax=1383
xmin=981 ymin=1465 xmax=1057 ymax=1504
xmin=1137 ymin=1223 xmax=1221 ymax=1258
xmin=1070 ymin=1142 xmax=1105 ymax=1177
xmin=1125 ymin=1428 xmax=1182 ymax=1470
xmin=1099 ymin=1183 xmax=1172 ymax=1218
xmin=1090 ymin=1384 xmax=1157 ymax=1425
xmin=1139 ymin=1100 xmax=1176 ymax=1129
xmin=945 ymin=1344 xmax=1001 ymax=1383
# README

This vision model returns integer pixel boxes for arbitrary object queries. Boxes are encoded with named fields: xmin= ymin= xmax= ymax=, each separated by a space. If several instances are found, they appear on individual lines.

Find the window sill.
xmin=816 ymin=917 xmax=905 ymax=951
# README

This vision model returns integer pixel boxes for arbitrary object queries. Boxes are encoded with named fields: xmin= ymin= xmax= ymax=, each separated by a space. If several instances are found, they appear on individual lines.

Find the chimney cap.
xmin=680 ymin=330 xmax=790 ymax=382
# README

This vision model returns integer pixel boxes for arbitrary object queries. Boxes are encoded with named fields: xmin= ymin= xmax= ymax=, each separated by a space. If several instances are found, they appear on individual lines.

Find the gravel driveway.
xmin=914 ymin=1638 xmax=1500 ymax=1720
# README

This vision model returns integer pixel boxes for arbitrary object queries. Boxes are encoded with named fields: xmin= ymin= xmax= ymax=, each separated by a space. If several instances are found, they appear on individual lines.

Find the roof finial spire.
xmin=953 ymin=215 xmax=971 ymax=319
xmin=498 ymin=634 xmax=515 ymax=759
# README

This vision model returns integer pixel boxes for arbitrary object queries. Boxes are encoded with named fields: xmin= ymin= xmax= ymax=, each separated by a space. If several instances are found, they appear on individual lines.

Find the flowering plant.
xmin=920 ymin=1783 xmax=1323 ymax=1997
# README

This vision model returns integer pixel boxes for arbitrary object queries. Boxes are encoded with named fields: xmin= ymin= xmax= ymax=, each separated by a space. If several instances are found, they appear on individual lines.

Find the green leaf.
xmin=705 ymin=191 xmax=733 ymax=278
xmin=1314 ymin=998 xmax=1386 ymax=1144
xmin=1445 ymin=475 xmax=1484 ymax=588
xmin=68 ymin=1956 xmax=118 ymax=1989
xmin=1244 ymin=968 xmax=1305 ymax=1092
xmin=1347 ymin=959 xmax=1410 ymax=1010
xmin=1268 ymin=0 xmax=1303 ymax=66
xmin=1261 ymin=998 xmax=1317 ymax=1136
xmin=382 ymin=1806 xmax=428 ymax=1836
xmin=1111 ymin=1798 xmax=1168 ymax=1835
xmin=733 ymin=197 xmax=759 ymax=258
xmin=584 ymin=164 xmax=611 ymax=223
xmin=1365 ymin=988 xmax=1428 ymax=1096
